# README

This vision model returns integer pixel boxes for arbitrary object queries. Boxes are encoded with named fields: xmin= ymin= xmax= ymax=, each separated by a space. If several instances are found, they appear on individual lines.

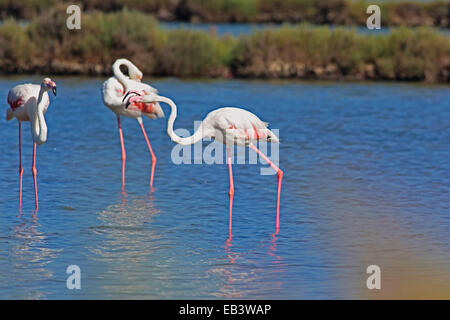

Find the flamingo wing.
xmin=122 ymin=80 xmax=163 ymax=118
xmin=134 ymin=81 xmax=158 ymax=95
xmin=102 ymin=78 xmax=164 ymax=119
xmin=7 ymin=85 xmax=28 ymax=110
xmin=6 ymin=84 xmax=45 ymax=121
xmin=129 ymin=81 xmax=164 ymax=118
xmin=102 ymin=77 xmax=125 ymax=109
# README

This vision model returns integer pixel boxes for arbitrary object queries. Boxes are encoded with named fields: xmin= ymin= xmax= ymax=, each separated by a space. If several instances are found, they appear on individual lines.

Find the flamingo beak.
xmin=47 ymin=81 xmax=57 ymax=96
xmin=122 ymin=91 xmax=142 ymax=109
xmin=122 ymin=91 xmax=133 ymax=103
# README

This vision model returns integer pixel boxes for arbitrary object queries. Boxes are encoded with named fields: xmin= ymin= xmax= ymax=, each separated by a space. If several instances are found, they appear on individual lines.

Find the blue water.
xmin=159 ymin=22 xmax=450 ymax=36
xmin=0 ymin=77 xmax=449 ymax=299
xmin=159 ymin=22 xmax=391 ymax=35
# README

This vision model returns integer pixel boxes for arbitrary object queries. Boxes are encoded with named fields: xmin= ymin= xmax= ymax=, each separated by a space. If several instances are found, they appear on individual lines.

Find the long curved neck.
xmin=30 ymin=87 xmax=48 ymax=145
xmin=112 ymin=59 xmax=132 ymax=90
xmin=158 ymin=96 xmax=206 ymax=146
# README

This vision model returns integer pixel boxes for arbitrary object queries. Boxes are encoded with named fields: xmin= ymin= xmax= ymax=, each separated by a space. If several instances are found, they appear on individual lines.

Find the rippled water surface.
xmin=0 ymin=77 xmax=449 ymax=299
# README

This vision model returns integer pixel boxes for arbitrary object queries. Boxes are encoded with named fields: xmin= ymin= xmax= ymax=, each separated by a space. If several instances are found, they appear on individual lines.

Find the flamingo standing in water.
xmin=5 ymin=78 xmax=57 ymax=211
xmin=132 ymin=92 xmax=283 ymax=235
xmin=102 ymin=59 xmax=164 ymax=189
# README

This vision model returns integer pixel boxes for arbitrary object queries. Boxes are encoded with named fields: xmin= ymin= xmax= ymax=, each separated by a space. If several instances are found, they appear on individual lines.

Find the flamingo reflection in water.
xmin=88 ymin=192 xmax=164 ymax=296
xmin=7 ymin=217 xmax=60 ymax=299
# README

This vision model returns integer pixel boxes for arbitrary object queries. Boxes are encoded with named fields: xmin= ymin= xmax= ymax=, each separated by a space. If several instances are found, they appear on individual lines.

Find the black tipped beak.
xmin=122 ymin=92 xmax=131 ymax=103
xmin=122 ymin=91 xmax=138 ymax=103
xmin=52 ymin=87 xmax=57 ymax=96
xmin=122 ymin=91 xmax=143 ymax=108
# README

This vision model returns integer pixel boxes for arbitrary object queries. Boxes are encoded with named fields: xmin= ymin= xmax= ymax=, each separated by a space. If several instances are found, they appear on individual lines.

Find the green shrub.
xmin=156 ymin=29 xmax=234 ymax=76
xmin=0 ymin=8 xmax=448 ymax=82
xmin=0 ymin=18 xmax=34 ymax=66
xmin=1 ymin=0 xmax=448 ymax=27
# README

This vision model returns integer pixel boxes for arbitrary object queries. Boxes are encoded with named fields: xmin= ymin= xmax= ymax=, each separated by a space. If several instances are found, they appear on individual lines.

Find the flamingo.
xmin=5 ymin=77 xmax=57 ymax=211
xmin=101 ymin=58 xmax=164 ymax=189
xmin=131 ymin=92 xmax=283 ymax=235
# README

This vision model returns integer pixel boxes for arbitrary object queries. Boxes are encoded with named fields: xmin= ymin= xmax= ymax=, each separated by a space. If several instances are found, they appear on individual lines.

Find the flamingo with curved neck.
xmin=134 ymin=93 xmax=284 ymax=236
xmin=6 ymin=77 xmax=57 ymax=211
xmin=102 ymin=59 xmax=163 ymax=190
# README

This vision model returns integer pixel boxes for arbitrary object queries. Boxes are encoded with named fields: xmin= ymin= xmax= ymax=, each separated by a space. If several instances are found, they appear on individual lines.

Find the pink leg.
xmin=18 ymin=122 xmax=23 ymax=210
xmin=139 ymin=121 xmax=157 ymax=190
xmin=32 ymin=142 xmax=38 ymax=211
xmin=227 ymin=147 xmax=234 ymax=237
xmin=117 ymin=116 xmax=126 ymax=188
xmin=249 ymin=143 xmax=283 ymax=233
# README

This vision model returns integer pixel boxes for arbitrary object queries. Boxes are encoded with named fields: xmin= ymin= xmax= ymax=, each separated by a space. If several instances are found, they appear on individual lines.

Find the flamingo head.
xmin=42 ymin=77 xmax=57 ymax=96
xmin=123 ymin=91 xmax=159 ymax=106
xmin=122 ymin=91 xmax=164 ymax=118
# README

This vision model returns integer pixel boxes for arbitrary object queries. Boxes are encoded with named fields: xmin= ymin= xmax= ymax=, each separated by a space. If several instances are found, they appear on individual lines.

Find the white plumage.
xmin=101 ymin=58 xmax=163 ymax=119
xmin=202 ymin=107 xmax=279 ymax=146
xmin=7 ymin=84 xmax=50 ymax=143
xmin=7 ymin=79 xmax=56 ymax=144
xmin=6 ymin=78 xmax=57 ymax=211
xmin=141 ymin=94 xmax=279 ymax=147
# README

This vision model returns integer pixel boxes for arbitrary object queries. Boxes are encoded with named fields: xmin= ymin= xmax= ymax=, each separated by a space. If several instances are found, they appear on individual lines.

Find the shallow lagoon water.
xmin=0 ymin=77 xmax=449 ymax=299
xmin=159 ymin=22 xmax=450 ymax=36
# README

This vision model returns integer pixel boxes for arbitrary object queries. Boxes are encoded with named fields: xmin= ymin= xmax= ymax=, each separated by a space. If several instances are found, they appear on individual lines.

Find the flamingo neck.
xmin=159 ymin=96 xmax=205 ymax=146
xmin=31 ymin=87 xmax=48 ymax=145
xmin=112 ymin=59 xmax=133 ymax=90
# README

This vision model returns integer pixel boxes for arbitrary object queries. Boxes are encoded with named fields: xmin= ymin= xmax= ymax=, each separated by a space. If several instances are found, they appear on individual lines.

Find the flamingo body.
xmin=7 ymin=84 xmax=50 ymax=125
xmin=199 ymin=107 xmax=279 ymax=146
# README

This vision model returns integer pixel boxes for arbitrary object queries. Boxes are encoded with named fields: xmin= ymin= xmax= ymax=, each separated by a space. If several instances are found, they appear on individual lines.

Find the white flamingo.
xmin=5 ymin=78 xmax=57 ymax=211
xmin=132 ymin=92 xmax=283 ymax=235
xmin=102 ymin=58 xmax=164 ymax=189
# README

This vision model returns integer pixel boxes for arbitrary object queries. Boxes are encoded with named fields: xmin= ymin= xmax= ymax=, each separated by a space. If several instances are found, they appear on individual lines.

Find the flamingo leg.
xmin=226 ymin=147 xmax=234 ymax=237
xmin=32 ymin=142 xmax=38 ymax=211
xmin=117 ymin=116 xmax=126 ymax=188
xmin=18 ymin=121 xmax=23 ymax=210
xmin=249 ymin=143 xmax=283 ymax=233
xmin=139 ymin=121 xmax=157 ymax=190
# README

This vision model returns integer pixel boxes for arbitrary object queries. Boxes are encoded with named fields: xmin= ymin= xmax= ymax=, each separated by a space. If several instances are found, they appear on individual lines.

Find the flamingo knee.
xmin=228 ymin=187 xmax=234 ymax=198
xmin=277 ymin=169 xmax=283 ymax=180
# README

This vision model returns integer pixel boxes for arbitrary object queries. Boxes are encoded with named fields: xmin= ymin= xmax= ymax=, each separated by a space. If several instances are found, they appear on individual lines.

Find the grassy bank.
xmin=0 ymin=0 xmax=448 ymax=27
xmin=0 ymin=8 xmax=448 ymax=82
